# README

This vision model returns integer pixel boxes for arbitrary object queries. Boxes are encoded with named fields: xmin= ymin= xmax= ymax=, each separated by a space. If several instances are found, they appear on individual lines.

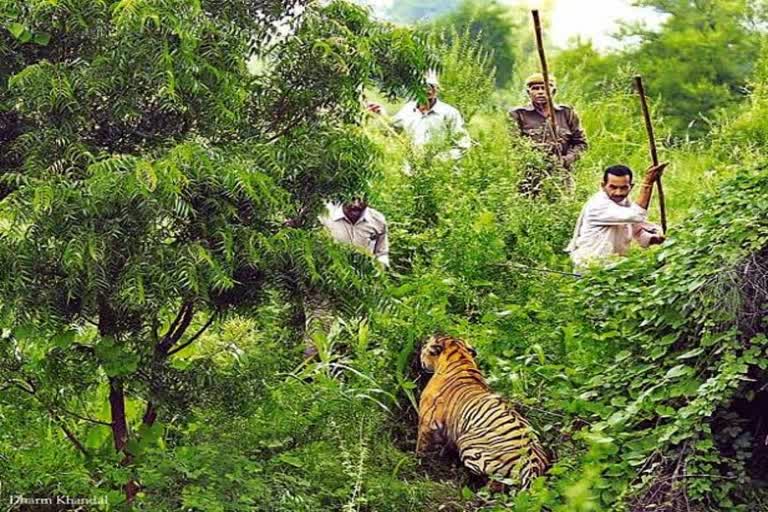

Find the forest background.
xmin=1 ymin=0 xmax=768 ymax=511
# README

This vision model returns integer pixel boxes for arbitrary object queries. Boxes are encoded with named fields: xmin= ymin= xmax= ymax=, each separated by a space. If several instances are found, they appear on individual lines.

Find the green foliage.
xmin=430 ymin=0 xmax=520 ymax=87
xmin=555 ymin=0 xmax=766 ymax=138
xmin=0 ymin=0 xmax=433 ymax=504
xmin=548 ymin=168 xmax=768 ymax=510
xmin=427 ymin=26 xmax=496 ymax=122
xmin=133 ymin=327 xmax=445 ymax=512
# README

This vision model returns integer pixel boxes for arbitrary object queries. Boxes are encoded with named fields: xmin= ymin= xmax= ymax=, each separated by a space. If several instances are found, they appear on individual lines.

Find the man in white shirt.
xmin=368 ymin=70 xmax=471 ymax=162
xmin=303 ymin=198 xmax=389 ymax=359
xmin=319 ymin=198 xmax=390 ymax=267
xmin=566 ymin=163 xmax=668 ymax=269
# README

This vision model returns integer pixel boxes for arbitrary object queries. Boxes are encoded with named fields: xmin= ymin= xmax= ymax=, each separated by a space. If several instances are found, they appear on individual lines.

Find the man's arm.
xmin=632 ymin=223 xmax=665 ymax=247
xmin=562 ymin=108 xmax=587 ymax=166
xmin=390 ymin=104 xmax=412 ymax=131
xmin=449 ymin=109 xmax=471 ymax=151
xmin=634 ymin=162 xmax=668 ymax=210
xmin=373 ymin=224 xmax=390 ymax=267
xmin=507 ymin=108 xmax=525 ymax=135
xmin=586 ymin=199 xmax=648 ymax=226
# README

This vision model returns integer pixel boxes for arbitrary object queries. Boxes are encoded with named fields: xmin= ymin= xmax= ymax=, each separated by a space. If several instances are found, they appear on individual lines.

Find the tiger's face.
xmin=420 ymin=335 xmax=477 ymax=373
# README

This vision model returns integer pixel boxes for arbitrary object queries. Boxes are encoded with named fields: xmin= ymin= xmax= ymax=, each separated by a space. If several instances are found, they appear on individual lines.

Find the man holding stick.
xmin=509 ymin=73 xmax=588 ymax=193
xmin=509 ymin=9 xmax=588 ymax=196
xmin=566 ymin=163 xmax=667 ymax=269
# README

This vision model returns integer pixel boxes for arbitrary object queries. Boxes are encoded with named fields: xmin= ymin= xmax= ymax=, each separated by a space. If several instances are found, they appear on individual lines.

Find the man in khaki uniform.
xmin=509 ymin=73 xmax=587 ymax=194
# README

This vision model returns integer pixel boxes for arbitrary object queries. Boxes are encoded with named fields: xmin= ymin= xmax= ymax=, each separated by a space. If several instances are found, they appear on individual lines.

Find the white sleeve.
xmin=391 ymin=105 xmax=410 ymax=130
xmin=450 ymin=110 xmax=471 ymax=151
xmin=586 ymin=199 xmax=648 ymax=226
xmin=373 ymin=224 xmax=389 ymax=267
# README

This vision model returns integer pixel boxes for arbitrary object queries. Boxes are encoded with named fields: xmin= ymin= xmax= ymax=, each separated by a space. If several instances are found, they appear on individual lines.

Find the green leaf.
xmin=96 ymin=337 xmax=139 ymax=377
xmin=529 ymin=343 xmax=546 ymax=365
xmin=32 ymin=32 xmax=51 ymax=46
xmin=103 ymin=352 xmax=139 ymax=377
xmin=389 ymin=283 xmax=416 ymax=298
xmin=94 ymin=336 xmax=117 ymax=359
xmin=278 ymin=454 xmax=304 ymax=468
xmin=665 ymin=364 xmax=692 ymax=380
xmin=357 ymin=320 xmax=369 ymax=352
xmin=126 ymin=438 xmax=142 ymax=456
xmin=85 ymin=425 xmax=111 ymax=450
xmin=650 ymin=346 xmax=668 ymax=360
xmin=659 ymin=333 xmax=679 ymax=346
xmin=676 ymin=348 xmax=704 ymax=360
xmin=51 ymin=329 xmax=77 ymax=348
xmin=13 ymin=324 xmax=38 ymax=341
xmin=614 ymin=350 xmax=631 ymax=363
xmin=135 ymin=160 xmax=158 ymax=192
xmin=7 ymin=22 xmax=27 ymax=40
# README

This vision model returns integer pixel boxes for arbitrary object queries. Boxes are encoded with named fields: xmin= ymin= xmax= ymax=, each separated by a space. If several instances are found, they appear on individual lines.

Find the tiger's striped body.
xmin=417 ymin=335 xmax=548 ymax=487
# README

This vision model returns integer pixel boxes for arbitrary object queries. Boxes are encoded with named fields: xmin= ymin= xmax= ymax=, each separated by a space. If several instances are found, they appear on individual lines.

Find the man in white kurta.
xmin=567 ymin=163 xmax=668 ymax=269
xmin=369 ymin=70 xmax=471 ymax=162
xmin=390 ymin=95 xmax=471 ymax=160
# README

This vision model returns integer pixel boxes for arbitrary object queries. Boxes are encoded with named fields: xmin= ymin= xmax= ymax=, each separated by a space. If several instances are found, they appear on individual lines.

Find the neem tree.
xmin=0 ymin=0 xmax=432 ymax=502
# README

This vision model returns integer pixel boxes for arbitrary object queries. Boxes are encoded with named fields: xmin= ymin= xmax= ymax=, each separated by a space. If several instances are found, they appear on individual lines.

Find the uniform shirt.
xmin=566 ymin=190 xmax=659 ymax=268
xmin=508 ymin=104 xmax=587 ymax=167
xmin=392 ymin=99 xmax=471 ymax=159
xmin=320 ymin=203 xmax=390 ymax=267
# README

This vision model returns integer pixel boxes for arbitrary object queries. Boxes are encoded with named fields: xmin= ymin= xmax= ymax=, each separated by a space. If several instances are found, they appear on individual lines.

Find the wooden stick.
xmin=633 ymin=75 xmax=668 ymax=234
xmin=531 ymin=10 xmax=558 ymax=143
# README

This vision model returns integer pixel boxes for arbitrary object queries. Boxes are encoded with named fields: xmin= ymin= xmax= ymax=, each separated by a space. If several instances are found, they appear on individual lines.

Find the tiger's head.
xmin=420 ymin=334 xmax=478 ymax=373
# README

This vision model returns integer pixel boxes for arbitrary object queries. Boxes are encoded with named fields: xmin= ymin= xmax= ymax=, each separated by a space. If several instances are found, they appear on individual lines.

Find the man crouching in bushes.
xmin=566 ymin=163 xmax=667 ymax=270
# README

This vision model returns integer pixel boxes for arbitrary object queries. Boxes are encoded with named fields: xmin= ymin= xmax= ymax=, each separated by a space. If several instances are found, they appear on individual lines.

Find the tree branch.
xmin=57 ymin=406 xmax=112 ymax=426
xmin=167 ymin=313 xmax=218 ymax=356
xmin=173 ymin=304 xmax=196 ymax=343
xmin=163 ymin=301 xmax=191 ymax=341
xmin=3 ymin=377 xmax=90 ymax=457
xmin=265 ymin=97 xmax=330 ymax=144
xmin=48 ymin=409 xmax=89 ymax=458
xmin=9 ymin=379 xmax=36 ymax=395
xmin=142 ymin=401 xmax=158 ymax=427
xmin=157 ymin=302 xmax=194 ymax=355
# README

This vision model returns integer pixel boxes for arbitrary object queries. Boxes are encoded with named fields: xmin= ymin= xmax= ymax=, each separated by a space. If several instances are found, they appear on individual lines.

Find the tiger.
xmin=417 ymin=334 xmax=549 ymax=488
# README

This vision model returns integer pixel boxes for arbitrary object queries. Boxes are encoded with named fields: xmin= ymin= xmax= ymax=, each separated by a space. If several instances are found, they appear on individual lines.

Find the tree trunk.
xmin=108 ymin=376 xmax=139 ymax=503
xmin=108 ymin=376 xmax=128 ymax=452
xmin=143 ymin=400 xmax=158 ymax=427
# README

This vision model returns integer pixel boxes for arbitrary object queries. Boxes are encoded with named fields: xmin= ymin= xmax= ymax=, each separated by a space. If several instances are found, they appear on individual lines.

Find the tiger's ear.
xmin=468 ymin=346 xmax=477 ymax=358
xmin=428 ymin=344 xmax=444 ymax=356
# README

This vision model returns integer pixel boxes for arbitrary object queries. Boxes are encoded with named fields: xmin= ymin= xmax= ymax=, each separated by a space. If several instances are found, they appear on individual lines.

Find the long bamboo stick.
xmin=531 ymin=10 xmax=558 ymax=143
xmin=633 ymin=75 xmax=668 ymax=234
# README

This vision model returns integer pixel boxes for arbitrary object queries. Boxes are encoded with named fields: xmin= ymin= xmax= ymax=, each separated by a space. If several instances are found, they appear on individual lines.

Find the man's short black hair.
xmin=603 ymin=165 xmax=633 ymax=184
